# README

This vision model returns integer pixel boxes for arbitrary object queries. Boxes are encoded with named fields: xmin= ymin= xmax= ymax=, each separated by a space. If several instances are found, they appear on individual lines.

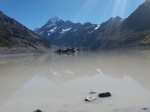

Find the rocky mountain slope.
xmin=119 ymin=0 xmax=150 ymax=47
xmin=35 ymin=0 xmax=150 ymax=49
xmin=0 ymin=11 xmax=51 ymax=54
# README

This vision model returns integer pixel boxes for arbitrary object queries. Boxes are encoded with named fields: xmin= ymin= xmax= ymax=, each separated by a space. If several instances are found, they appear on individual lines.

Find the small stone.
xmin=85 ymin=96 xmax=96 ymax=102
xmin=89 ymin=92 xmax=96 ymax=94
xmin=34 ymin=109 xmax=42 ymax=112
xmin=143 ymin=107 xmax=148 ymax=110
xmin=99 ymin=92 xmax=111 ymax=97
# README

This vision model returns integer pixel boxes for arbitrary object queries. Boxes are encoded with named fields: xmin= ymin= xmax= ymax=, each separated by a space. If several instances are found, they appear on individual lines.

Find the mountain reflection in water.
xmin=0 ymin=49 xmax=150 ymax=112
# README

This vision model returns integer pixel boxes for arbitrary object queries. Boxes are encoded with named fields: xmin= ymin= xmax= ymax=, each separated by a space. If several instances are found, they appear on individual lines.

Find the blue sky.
xmin=0 ymin=0 xmax=144 ymax=30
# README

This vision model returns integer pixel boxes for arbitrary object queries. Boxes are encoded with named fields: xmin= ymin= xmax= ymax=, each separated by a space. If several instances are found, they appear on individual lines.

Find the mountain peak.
xmin=48 ymin=16 xmax=62 ymax=23
xmin=33 ymin=27 xmax=41 ymax=32
xmin=108 ymin=16 xmax=124 ymax=23
xmin=43 ymin=16 xmax=63 ymax=28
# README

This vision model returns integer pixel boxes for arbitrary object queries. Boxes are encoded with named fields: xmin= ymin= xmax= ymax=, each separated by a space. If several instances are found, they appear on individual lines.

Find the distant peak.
xmin=48 ymin=16 xmax=62 ymax=23
xmin=54 ymin=16 xmax=61 ymax=19
xmin=44 ymin=16 xmax=62 ymax=28
xmin=115 ymin=16 xmax=122 ymax=19
xmin=33 ymin=27 xmax=40 ymax=32
xmin=109 ymin=16 xmax=123 ymax=22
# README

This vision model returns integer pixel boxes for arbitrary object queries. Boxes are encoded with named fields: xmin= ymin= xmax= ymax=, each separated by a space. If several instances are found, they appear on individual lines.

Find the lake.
xmin=0 ymin=49 xmax=150 ymax=112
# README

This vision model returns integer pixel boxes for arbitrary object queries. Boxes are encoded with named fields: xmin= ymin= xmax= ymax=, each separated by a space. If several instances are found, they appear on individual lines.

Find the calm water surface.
xmin=0 ymin=49 xmax=150 ymax=112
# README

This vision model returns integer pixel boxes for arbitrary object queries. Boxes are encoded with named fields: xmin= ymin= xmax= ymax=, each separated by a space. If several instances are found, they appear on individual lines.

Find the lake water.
xmin=0 ymin=49 xmax=150 ymax=112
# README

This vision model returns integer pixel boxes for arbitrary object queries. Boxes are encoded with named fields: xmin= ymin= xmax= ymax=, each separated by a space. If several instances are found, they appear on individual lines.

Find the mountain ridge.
xmin=0 ymin=11 xmax=51 ymax=54
xmin=34 ymin=16 xmax=123 ymax=48
xmin=35 ymin=1 xmax=150 ymax=49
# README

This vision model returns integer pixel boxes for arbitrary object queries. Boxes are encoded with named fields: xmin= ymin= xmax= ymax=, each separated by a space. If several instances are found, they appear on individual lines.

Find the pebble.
xmin=34 ymin=109 xmax=42 ymax=112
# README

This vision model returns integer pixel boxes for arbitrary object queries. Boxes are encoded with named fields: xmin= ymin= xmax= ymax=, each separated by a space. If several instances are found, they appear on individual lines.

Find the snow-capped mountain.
xmin=34 ymin=1 xmax=150 ymax=49
xmin=34 ymin=16 xmax=122 ymax=48
xmin=34 ymin=16 xmax=102 ymax=47
xmin=35 ymin=16 xmax=99 ymax=37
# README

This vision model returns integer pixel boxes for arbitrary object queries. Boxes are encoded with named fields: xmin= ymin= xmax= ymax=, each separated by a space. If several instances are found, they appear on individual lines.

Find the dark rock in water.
xmin=85 ymin=99 xmax=89 ymax=102
xmin=56 ymin=48 xmax=63 ymax=52
xmin=143 ymin=107 xmax=148 ymax=110
xmin=89 ymin=92 xmax=96 ymax=94
xmin=34 ymin=109 xmax=42 ymax=112
xmin=99 ymin=92 xmax=111 ymax=97
xmin=55 ymin=47 xmax=77 ymax=54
